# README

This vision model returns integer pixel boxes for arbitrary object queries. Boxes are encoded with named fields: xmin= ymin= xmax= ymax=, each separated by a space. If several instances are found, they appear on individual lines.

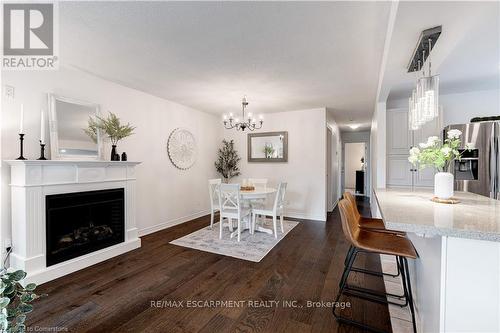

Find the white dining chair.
xmin=251 ymin=182 xmax=287 ymax=239
xmin=218 ymin=183 xmax=250 ymax=242
xmin=248 ymin=178 xmax=268 ymax=209
xmin=208 ymin=178 xmax=221 ymax=229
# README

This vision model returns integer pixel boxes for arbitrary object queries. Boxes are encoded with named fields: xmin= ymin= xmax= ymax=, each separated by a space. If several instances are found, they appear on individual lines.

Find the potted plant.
xmin=408 ymin=129 xmax=467 ymax=199
xmin=215 ymin=139 xmax=241 ymax=183
xmin=1 ymin=268 xmax=42 ymax=332
xmin=86 ymin=112 xmax=135 ymax=161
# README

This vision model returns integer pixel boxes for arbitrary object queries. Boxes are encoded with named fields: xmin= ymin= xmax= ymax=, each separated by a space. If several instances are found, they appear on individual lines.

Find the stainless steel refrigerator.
xmin=444 ymin=122 xmax=497 ymax=199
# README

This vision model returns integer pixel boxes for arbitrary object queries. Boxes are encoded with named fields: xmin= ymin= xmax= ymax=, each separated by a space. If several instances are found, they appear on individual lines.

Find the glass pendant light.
xmin=409 ymin=60 xmax=422 ymax=130
xmin=408 ymin=39 xmax=439 ymax=130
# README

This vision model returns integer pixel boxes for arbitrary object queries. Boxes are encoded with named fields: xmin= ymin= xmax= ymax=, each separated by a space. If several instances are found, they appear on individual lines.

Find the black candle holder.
xmin=37 ymin=141 xmax=47 ymax=160
xmin=16 ymin=134 xmax=27 ymax=160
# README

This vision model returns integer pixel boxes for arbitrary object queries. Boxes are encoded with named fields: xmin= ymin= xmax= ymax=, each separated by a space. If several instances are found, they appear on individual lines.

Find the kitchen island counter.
xmin=374 ymin=188 xmax=500 ymax=242
xmin=374 ymin=187 xmax=500 ymax=333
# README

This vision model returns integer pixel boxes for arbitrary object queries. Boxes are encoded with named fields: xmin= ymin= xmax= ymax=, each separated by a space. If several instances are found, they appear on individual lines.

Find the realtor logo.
xmin=2 ymin=3 xmax=58 ymax=70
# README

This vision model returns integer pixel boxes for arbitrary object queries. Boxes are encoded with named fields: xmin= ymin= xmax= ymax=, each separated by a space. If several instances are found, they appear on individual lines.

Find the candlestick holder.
xmin=37 ymin=141 xmax=47 ymax=160
xmin=16 ymin=134 xmax=27 ymax=160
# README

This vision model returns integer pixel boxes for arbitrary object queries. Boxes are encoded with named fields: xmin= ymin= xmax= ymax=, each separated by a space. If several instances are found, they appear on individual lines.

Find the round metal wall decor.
xmin=167 ymin=128 xmax=197 ymax=170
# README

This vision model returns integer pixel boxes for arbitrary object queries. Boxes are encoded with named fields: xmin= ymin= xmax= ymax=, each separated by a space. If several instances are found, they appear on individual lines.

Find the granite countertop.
xmin=374 ymin=188 xmax=500 ymax=242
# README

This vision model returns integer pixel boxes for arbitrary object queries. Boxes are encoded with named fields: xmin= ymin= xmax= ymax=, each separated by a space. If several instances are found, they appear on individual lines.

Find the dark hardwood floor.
xmin=27 ymin=197 xmax=391 ymax=332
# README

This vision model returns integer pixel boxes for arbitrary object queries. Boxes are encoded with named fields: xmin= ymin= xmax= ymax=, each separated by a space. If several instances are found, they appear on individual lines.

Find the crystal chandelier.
xmin=409 ymin=38 xmax=439 ymax=131
xmin=223 ymin=96 xmax=263 ymax=131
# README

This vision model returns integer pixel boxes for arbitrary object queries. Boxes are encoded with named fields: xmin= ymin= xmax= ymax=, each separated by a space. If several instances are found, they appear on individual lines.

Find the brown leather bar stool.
xmin=343 ymin=192 xmax=404 ymax=278
xmin=344 ymin=192 xmax=405 ymax=235
xmin=334 ymin=198 xmax=418 ymax=333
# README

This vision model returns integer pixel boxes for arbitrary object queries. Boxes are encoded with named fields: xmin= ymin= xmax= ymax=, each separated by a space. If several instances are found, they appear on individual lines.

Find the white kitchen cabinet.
xmin=386 ymin=108 xmax=440 ymax=188
xmin=415 ymin=167 xmax=435 ymax=187
xmin=387 ymin=109 xmax=411 ymax=154
xmin=387 ymin=155 xmax=413 ymax=186
xmin=412 ymin=119 xmax=440 ymax=186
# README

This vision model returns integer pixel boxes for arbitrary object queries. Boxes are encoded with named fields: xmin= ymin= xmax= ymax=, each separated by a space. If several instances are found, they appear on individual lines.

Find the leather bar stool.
xmin=343 ymin=192 xmax=405 ymax=235
xmin=334 ymin=198 xmax=418 ymax=333
xmin=343 ymin=192 xmax=404 ymax=278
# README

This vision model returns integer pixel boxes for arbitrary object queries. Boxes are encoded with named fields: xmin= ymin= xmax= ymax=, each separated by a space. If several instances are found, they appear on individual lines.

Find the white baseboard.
xmin=138 ymin=210 xmax=211 ymax=237
xmin=138 ymin=208 xmax=326 ymax=237
xmin=285 ymin=210 xmax=326 ymax=222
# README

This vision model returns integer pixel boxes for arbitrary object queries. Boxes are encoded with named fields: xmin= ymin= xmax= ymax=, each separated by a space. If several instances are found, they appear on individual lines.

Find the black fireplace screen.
xmin=46 ymin=188 xmax=125 ymax=267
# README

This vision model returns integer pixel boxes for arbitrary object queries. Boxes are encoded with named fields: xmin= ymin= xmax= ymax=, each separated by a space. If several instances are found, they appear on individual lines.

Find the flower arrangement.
xmin=408 ymin=129 xmax=465 ymax=172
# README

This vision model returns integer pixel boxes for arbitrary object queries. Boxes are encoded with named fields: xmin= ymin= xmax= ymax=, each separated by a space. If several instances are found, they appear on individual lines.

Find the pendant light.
xmin=408 ymin=27 xmax=441 ymax=131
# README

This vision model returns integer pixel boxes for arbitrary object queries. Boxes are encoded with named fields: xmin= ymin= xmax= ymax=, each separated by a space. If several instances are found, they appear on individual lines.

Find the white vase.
xmin=434 ymin=172 xmax=454 ymax=199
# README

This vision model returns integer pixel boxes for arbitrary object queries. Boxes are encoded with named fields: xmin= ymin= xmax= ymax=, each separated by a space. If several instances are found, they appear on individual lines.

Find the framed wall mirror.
xmin=48 ymin=94 xmax=101 ymax=160
xmin=248 ymin=131 xmax=288 ymax=162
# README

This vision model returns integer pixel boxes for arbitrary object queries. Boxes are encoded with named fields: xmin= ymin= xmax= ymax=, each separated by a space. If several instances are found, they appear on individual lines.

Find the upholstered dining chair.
xmin=251 ymin=182 xmax=287 ymax=238
xmin=208 ymin=178 xmax=221 ymax=229
xmin=218 ymin=183 xmax=250 ymax=242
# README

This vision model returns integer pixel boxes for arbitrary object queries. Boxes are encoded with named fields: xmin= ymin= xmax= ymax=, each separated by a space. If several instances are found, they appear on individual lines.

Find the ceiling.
xmin=59 ymin=1 xmax=390 ymax=131
xmin=59 ymin=2 xmax=499 ymax=132
xmin=382 ymin=1 xmax=500 ymax=102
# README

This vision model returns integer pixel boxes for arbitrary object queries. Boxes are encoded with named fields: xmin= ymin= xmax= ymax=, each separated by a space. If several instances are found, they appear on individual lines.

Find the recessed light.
xmin=348 ymin=124 xmax=360 ymax=130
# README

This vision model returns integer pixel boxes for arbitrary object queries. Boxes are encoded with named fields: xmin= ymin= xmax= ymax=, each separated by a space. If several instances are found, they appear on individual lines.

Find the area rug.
xmin=170 ymin=218 xmax=299 ymax=262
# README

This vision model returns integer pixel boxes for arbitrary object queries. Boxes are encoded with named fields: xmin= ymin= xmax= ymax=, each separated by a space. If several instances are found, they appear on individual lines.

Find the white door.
xmin=326 ymin=127 xmax=339 ymax=211
xmin=326 ymin=127 xmax=333 ymax=211
xmin=331 ymin=129 xmax=339 ymax=206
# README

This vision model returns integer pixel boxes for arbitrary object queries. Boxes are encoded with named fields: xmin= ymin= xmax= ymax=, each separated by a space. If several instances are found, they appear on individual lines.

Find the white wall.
xmin=223 ymin=108 xmax=327 ymax=221
xmin=387 ymin=88 xmax=500 ymax=127
xmin=370 ymin=102 xmax=386 ymax=218
xmin=344 ymin=142 xmax=365 ymax=189
xmin=1 ymin=66 xmax=222 ymax=249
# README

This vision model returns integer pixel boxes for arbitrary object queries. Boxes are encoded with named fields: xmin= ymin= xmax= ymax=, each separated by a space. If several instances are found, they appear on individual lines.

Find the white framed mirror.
xmin=48 ymin=94 xmax=101 ymax=160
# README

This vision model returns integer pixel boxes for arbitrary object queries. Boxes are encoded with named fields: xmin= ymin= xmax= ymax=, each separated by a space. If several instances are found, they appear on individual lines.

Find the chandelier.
xmin=408 ymin=27 xmax=441 ymax=131
xmin=223 ymin=96 xmax=263 ymax=131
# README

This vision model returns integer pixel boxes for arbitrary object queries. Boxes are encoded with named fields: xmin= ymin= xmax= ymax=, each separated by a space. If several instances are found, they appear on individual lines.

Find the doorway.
xmin=326 ymin=126 xmax=340 ymax=212
xmin=344 ymin=142 xmax=366 ymax=195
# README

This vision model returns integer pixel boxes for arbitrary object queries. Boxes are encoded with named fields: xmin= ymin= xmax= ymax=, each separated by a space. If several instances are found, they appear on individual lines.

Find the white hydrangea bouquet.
xmin=408 ymin=129 xmax=467 ymax=199
xmin=408 ymin=129 xmax=464 ymax=172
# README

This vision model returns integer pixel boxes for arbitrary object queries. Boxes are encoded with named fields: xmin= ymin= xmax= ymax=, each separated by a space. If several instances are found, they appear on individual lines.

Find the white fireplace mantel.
xmin=5 ymin=160 xmax=142 ymax=284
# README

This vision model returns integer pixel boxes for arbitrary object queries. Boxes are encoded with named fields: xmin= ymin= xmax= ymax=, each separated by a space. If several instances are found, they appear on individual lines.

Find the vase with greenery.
xmin=215 ymin=140 xmax=241 ymax=183
xmin=408 ymin=129 xmax=467 ymax=199
xmin=85 ymin=112 xmax=135 ymax=161
xmin=1 ymin=268 xmax=42 ymax=333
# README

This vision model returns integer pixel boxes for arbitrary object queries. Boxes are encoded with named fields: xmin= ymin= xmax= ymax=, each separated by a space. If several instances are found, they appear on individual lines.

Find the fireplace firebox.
xmin=46 ymin=188 xmax=125 ymax=267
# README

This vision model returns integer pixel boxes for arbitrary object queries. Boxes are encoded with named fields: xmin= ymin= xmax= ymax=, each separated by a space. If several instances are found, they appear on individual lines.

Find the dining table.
xmin=228 ymin=186 xmax=276 ymax=237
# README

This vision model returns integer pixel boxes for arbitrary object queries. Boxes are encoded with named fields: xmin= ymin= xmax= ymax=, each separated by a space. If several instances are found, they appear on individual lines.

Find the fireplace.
xmin=46 ymin=188 xmax=125 ymax=267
